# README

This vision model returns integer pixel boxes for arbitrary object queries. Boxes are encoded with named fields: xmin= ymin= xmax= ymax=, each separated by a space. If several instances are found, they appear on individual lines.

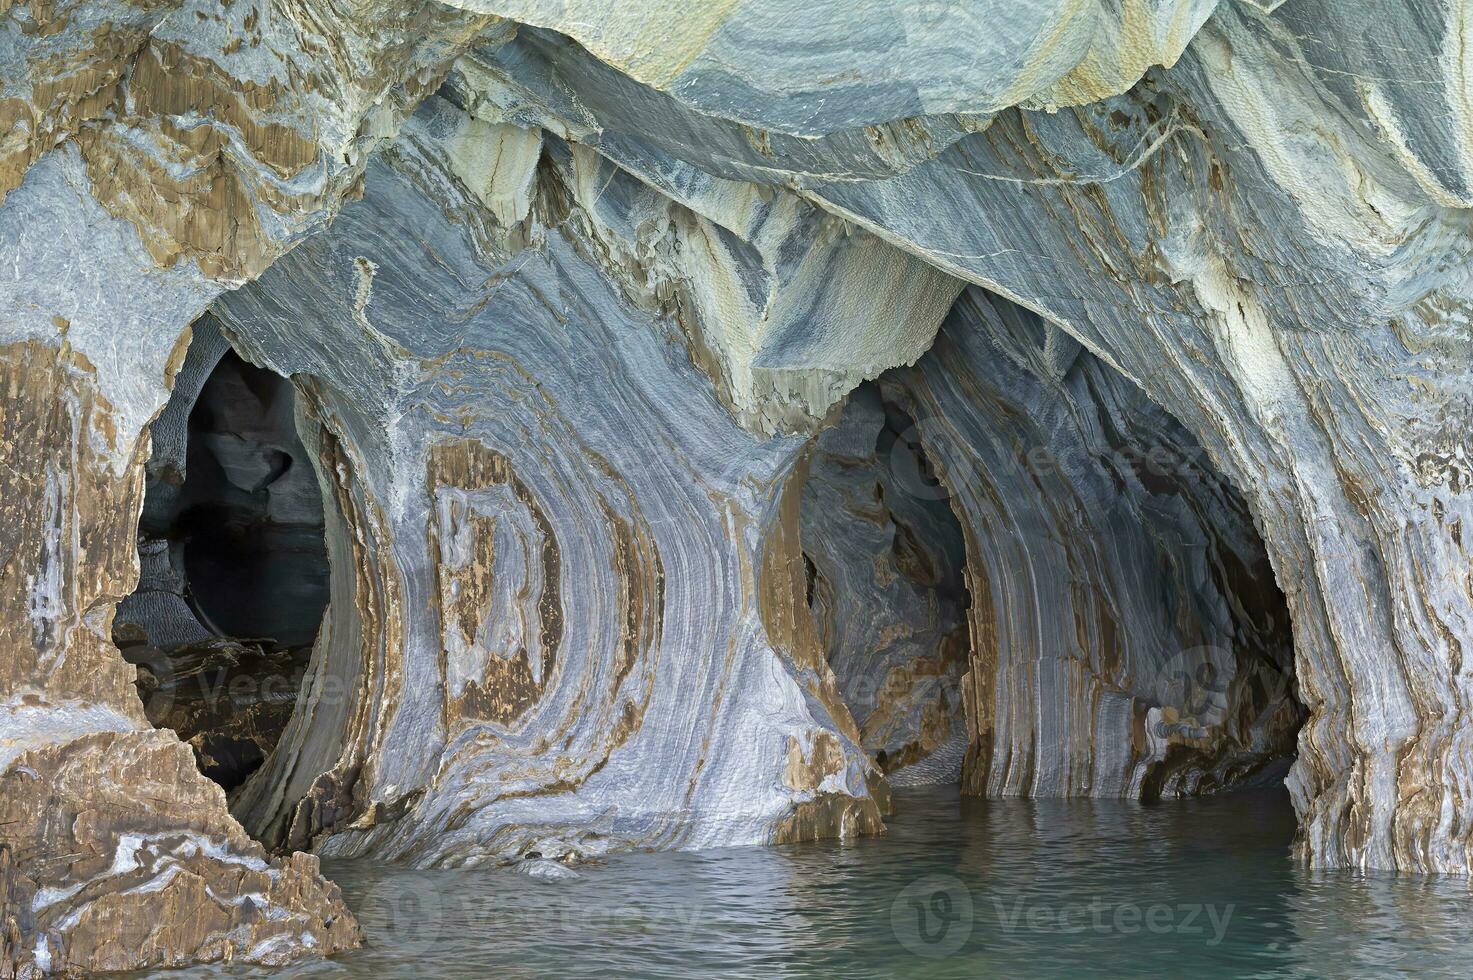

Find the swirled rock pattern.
xmin=0 ymin=3 xmax=503 ymax=973
xmin=880 ymin=288 xmax=1300 ymax=798
xmin=797 ymin=288 xmax=1298 ymax=799
xmin=207 ymin=99 xmax=966 ymax=866
xmin=4 ymin=0 xmax=1473 ymax=973
xmin=467 ymin=0 xmax=1473 ymax=873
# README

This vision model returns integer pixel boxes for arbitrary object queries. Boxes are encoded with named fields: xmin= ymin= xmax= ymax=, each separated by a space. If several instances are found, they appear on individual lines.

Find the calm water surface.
xmin=159 ymin=785 xmax=1473 ymax=978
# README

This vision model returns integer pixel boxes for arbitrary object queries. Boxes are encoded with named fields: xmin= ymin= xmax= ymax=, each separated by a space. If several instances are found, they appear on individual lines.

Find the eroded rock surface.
xmin=799 ymin=384 xmax=972 ymax=785
xmin=460 ymin=0 xmax=1473 ymax=874
xmin=882 ymin=288 xmax=1300 ymax=799
xmin=0 ymin=3 xmax=505 ymax=972
xmin=209 ymin=103 xmax=950 ymax=865
xmin=4 ymin=0 xmax=1473 ymax=973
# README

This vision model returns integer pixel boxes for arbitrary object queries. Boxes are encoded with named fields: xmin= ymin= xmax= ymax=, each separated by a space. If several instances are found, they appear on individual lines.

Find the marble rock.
xmin=469 ymin=0 xmax=1473 ymax=874
xmin=208 ymin=99 xmax=959 ymax=867
xmin=4 ymin=1 xmax=1473 ymax=973
xmin=798 ymin=383 xmax=972 ymax=785
xmin=0 ymin=3 xmax=508 ymax=973
xmin=0 ymin=149 xmax=356 ymax=976
xmin=880 ymin=287 xmax=1300 ymax=799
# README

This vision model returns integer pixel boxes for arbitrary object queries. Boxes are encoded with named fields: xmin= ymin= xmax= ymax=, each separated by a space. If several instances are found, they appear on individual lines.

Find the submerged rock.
xmin=515 ymin=858 xmax=581 ymax=882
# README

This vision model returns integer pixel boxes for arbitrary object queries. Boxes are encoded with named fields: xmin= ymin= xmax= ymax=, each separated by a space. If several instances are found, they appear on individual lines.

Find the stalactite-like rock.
xmin=436 ymin=89 xmax=963 ymax=435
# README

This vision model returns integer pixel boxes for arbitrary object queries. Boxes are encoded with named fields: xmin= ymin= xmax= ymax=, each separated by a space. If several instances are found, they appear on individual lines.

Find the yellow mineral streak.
xmin=426 ymin=439 xmax=563 ymax=729
xmin=0 ymin=340 xmax=150 ymax=715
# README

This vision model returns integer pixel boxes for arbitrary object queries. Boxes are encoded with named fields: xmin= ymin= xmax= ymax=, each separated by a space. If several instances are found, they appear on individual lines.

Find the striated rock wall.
xmin=205 ymin=99 xmax=967 ymax=866
xmin=796 ymin=288 xmax=1298 ymax=800
xmin=4 ymin=1 xmax=1473 ymax=972
xmin=798 ymin=384 xmax=972 ymax=786
xmin=0 ymin=3 xmax=509 ymax=972
xmin=881 ymin=288 xmax=1299 ymax=799
xmin=474 ymin=0 xmax=1473 ymax=873
xmin=0 ymin=149 xmax=355 ymax=976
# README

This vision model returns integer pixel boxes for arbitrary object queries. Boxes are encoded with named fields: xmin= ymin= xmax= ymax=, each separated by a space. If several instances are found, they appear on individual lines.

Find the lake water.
xmin=153 ymin=785 xmax=1473 ymax=978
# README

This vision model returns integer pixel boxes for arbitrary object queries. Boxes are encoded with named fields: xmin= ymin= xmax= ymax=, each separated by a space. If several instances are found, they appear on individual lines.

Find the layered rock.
xmin=204 ymin=98 xmax=963 ymax=866
xmin=0 ymin=2 xmax=510 ymax=972
xmin=470 ymin=0 xmax=1473 ymax=872
xmin=0 ymin=149 xmax=356 ymax=976
xmin=798 ymin=385 xmax=972 ymax=786
xmin=884 ymin=288 xmax=1299 ymax=798
xmin=4 ymin=3 xmax=1473 ymax=974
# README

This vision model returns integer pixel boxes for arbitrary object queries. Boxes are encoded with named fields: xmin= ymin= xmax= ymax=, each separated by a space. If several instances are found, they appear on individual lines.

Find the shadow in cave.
xmin=798 ymin=285 xmax=1306 ymax=806
xmin=799 ymin=382 xmax=976 ymax=789
xmin=114 ymin=339 xmax=330 ymax=796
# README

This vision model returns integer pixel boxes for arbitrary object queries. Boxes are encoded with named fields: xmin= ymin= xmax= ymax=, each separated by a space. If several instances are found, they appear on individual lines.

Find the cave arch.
xmin=799 ymin=286 xmax=1304 ymax=801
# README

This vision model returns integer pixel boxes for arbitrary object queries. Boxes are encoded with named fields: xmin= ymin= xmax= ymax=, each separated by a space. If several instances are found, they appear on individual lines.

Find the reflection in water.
xmin=150 ymin=786 xmax=1473 ymax=978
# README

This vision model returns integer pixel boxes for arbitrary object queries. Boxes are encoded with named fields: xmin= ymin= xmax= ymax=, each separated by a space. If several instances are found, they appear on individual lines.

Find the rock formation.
xmin=2 ymin=0 xmax=1471 ymax=974
xmin=799 ymin=383 xmax=973 ymax=787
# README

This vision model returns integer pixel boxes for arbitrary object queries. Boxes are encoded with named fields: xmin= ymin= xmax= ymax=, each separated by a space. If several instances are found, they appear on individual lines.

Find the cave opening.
xmin=114 ymin=325 xmax=331 ymax=797
xmin=799 ymin=288 xmax=1305 ymax=805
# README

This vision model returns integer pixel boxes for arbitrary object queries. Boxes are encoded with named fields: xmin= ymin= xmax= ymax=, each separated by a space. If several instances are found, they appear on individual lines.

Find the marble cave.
xmin=1 ymin=1 xmax=1471 ymax=975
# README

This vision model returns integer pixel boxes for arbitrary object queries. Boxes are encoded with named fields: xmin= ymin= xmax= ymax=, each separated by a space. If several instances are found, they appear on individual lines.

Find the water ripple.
xmin=154 ymin=786 xmax=1473 ymax=979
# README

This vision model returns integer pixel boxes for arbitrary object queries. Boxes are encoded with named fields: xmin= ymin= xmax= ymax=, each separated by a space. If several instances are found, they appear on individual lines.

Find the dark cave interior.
xmin=114 ymin=346 xmax=330 ymax=793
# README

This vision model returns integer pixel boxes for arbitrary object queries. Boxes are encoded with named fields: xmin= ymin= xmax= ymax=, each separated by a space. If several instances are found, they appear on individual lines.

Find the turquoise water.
xmin=163 ymin=785 xmax=1473 ymax=978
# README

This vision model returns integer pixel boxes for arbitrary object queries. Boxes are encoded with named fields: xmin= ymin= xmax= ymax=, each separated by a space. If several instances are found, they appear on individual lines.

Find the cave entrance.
xmin=115 ymin=324 xmax=330 ymax=797
xmin=799 ymin=286 xmax=1303 ymax=803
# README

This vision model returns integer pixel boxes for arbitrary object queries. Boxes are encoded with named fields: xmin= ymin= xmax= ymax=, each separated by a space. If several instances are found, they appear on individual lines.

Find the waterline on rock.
xmin=146 ymin=786 xmax=1473 ymax=978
